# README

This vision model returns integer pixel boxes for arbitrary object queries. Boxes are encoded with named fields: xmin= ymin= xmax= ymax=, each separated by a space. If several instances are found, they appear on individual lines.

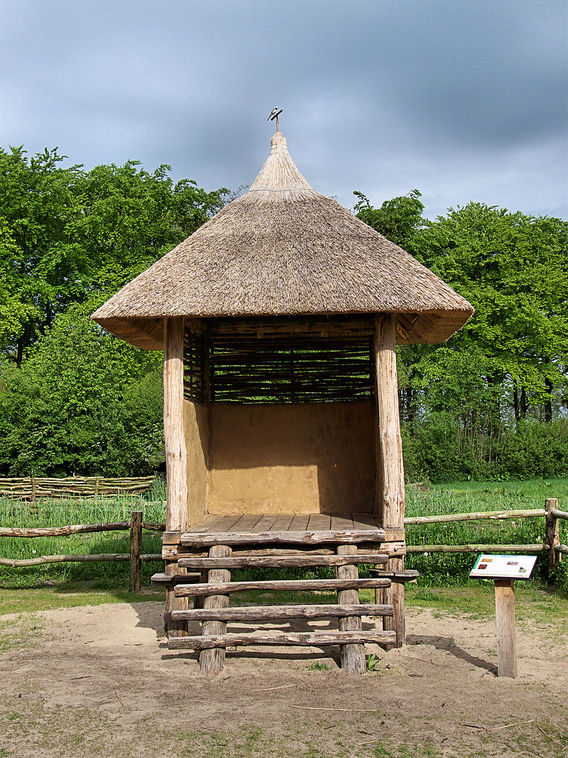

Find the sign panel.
xmin=469 ymin=554 xmax=537 ymax=580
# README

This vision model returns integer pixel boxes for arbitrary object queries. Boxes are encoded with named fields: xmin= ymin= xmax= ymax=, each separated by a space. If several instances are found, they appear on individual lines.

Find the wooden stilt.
xmin=163 ymin=317 xmax=189 ymax=636
xmin=199 ymin=545 xmax=231 ymax=675
xmin=374 ymin=315 xmax=406 ymax=647
xmin=336 ymin=544 xmax=366 ymax=673
xmin=495 ymin=579 xmax=517 ymax=678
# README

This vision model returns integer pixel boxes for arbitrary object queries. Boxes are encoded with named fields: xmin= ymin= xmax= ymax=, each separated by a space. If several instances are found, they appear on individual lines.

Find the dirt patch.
xmin=0 ymin=601 xmax=567 ymax=757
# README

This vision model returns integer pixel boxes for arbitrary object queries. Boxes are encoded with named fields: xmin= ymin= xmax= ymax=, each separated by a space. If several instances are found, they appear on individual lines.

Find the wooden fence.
xmin=0 ymin=476 xmax=156 ymax=501
xmin=0 ymin=511 xmax=163 ymax=592
xmin=0 ymin=499 xmax=565 ymax=592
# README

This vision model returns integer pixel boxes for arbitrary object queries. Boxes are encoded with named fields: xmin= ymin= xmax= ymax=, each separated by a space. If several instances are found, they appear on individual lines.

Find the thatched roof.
xmin=92 ymin=130 xmax=473 ymax=349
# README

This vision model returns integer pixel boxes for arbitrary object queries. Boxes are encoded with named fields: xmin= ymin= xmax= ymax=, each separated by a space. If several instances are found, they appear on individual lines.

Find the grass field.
xmin=0 ymin=477 xmax=566 ymax=592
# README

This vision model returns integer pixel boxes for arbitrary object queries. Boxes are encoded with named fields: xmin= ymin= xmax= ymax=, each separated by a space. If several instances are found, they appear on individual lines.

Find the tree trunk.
xmin=513 ymin=383 xmax=520 ymax=424
xmin=520 ymin=386 xmax=528 ymax=419
xmin=544 ymin=378 xmax=553 ymax=423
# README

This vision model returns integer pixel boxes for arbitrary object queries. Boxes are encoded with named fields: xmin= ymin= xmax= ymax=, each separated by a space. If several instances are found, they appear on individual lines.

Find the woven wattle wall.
xmin=183 ymin=327 xmax=373 ymax=404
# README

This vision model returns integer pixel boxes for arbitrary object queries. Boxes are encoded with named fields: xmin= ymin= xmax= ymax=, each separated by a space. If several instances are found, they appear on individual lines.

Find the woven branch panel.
xmin=184 ymin=326 xmax=373 ymax=404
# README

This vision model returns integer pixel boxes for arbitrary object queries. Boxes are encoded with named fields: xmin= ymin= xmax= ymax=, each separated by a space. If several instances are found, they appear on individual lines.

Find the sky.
xmin=1 ymin=0 xmax=567 ymax=219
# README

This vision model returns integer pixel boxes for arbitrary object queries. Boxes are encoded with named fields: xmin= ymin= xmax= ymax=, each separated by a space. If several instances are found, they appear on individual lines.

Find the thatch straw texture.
xmin=93 ymin=131 xmax=473 ymax=348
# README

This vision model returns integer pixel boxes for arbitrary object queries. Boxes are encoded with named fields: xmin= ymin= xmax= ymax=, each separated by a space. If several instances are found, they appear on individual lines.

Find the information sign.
xmin=469 ymin=554 xmax=537 ymax=580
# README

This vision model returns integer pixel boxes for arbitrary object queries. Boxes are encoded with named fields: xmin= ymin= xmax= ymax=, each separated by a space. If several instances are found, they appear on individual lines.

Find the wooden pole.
xmin=374 ymin=315 xmax=405 ymax=647
xmin=163 ymin=317 xmax=189 ymax=636
xmin=494 ymin=579 xmax=517 ymax=678
xmin=129 ymin=510 xmax=143 ymax=592
xmin=545 ymin=498 xmax=561 ymax=580
xmin=199 ymin=545 xmax=231 ymax=675
xmin=336 ymin=545 xmax=366 ymax=674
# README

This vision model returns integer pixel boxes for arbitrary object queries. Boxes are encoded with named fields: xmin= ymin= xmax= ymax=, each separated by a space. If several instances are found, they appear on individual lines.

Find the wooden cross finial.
xmin=267 ymin=107 xmax=283 ymax=131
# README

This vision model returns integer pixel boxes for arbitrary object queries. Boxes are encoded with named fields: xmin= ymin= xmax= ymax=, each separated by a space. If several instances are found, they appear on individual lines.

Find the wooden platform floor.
xmin=186 ymin=513 xmax=381 ymax=534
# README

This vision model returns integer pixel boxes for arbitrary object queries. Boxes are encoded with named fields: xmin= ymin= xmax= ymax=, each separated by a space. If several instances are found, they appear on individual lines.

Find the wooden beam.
xmin=545 ymin=498 xmax=561 ymax=576
xmin=199 ymin=545 xmax=231 ymax=675
xmin=171 ymin=603 xmax=393 ymax=622
xmin=337 ymin=545 xmax=366 ymax=674
xmin=163 ymin=317 xmax=189 ymax=636
xmin=164 ymin=317 xmax=188 ymax=532
xmin=129 ymin=510 xmax=142 ymax=593
xmin=177 ymin=553 xmax=389 ymax=569
xmin=168 ymin=630 xmax=396 ymax=650
xmin=174 ymin=578 xmax=391 ymax=597
xmin=374 ymin=314 xmax=405 ymax=528
xmin=374 ymin=315 xmax=406 ymax=646
xmin=494 ymin=579 xmax=517 ymax=678
xmin=180 ymin=528 xmax=386 ymax=547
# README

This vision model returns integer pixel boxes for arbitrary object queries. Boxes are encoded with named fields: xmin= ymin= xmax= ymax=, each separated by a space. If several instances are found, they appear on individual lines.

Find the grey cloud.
xmin=0 ymin=0 xmax=566 ymax=219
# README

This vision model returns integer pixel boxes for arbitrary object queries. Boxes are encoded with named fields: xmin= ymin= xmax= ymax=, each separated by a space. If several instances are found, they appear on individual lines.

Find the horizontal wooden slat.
xmin=151 ymin=572 xmax=201 ymax=584
xmin=551 ymin=509 xmax=568 ymax=521
xmin=174 ymin=578 xmax=391 ymax=597
xmin=406 ymin=543 xmax=545 ymax=554
xmin=368 ymin=569 xmax=419 ymax=582
xmin=170 ymin=603 xmax=394 ymax=622
xmin=0 ymin=553 xmax=161 ymax=567
xmin=405 ymin=509 xmax=546 ymax=525
xmin=168 ymin=630 xmax=396 ymax=650
xmin=0 ymin=522 xmax=129 ymax=538
xmin=180 ymin=528 xmax=386 ymax=547
xmin=177 ymin=553 xmax=389 ymax=569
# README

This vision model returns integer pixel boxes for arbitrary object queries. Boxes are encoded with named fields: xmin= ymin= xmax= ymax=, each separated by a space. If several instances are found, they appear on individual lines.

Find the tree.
xmin=0 ymin=297 xmax=164 ymax=476
xmin=0 ymin=147 xmax=228 ymax=363
xmin=411 ymin=204 xmax=568 ymax=422
xmin=353 ymin=188 xmax=427 ymax=249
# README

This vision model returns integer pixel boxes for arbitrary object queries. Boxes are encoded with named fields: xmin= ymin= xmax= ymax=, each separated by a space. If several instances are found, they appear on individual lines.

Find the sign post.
xmin=470 ymin=554 xmax=537 ymax=679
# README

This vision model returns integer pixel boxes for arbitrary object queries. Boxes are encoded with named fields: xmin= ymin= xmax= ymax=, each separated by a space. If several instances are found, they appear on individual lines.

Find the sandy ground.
xmin=1 ymin=601 xmax=567 ymax=757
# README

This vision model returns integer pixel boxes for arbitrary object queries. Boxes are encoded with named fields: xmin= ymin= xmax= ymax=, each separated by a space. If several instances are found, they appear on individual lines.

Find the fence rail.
xmin=0 ymin=476 xmax=156 ymax=501
xmin=0 ymin=499 xmax=565 ymax=591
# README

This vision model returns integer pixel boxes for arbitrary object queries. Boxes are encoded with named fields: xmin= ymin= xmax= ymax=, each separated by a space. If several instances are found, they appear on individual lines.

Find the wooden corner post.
xmin=374 ymin=315 xmax=406 ymax=646
xmin=545 ymin=498 xmax=560 ymax=580
xmin=163 ymin=317 xmax=189 ymax=636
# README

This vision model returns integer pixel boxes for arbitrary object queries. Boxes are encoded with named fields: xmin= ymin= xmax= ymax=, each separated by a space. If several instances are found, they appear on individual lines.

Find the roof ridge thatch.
xmin=92 ymin=129 xmax=474 ymax=350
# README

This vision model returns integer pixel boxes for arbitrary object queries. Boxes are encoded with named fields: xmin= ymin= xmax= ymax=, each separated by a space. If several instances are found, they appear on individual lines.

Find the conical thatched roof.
xmin=92 ymin=130 xmax=473 ymax=349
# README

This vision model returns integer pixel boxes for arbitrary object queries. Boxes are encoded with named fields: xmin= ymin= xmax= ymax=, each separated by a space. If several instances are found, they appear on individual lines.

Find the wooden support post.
xmin=494 ymin=579 xmax=517 ymax=678
xmin=374 ymin=315 xmax=405 ymax=647
xmin=336 ymin=545 xmax=366 ymax=674
xmin=129 ymin=510 xmax=143 ymax=592
xmin=199 ymin=545 xmax=231 ymax=675
xmin=545 ymin=498 xmax=561 ymax=580
xmin=163 ymin=317 xmax=189 ymax=636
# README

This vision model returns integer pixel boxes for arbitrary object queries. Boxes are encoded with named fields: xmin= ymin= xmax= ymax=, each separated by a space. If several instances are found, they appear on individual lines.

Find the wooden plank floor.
xmin=187 ymin=513 xmax=381 ymax=533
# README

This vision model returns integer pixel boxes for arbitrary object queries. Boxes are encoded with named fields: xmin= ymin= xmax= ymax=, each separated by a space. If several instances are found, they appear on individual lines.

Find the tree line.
xmin=0 ymin=146 xmax=566 ymax=480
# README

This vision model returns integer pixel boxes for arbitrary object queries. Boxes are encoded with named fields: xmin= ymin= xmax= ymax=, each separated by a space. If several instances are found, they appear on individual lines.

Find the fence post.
xmin=129 ymin=510 xmax=143 ymax=592
xmin=545 ymin=498 xmax=560 ymax=582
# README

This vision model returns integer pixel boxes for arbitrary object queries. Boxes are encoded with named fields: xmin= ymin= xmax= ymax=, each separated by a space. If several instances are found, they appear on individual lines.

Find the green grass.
xmin=404 ymin=478 xmax=567 ymax=588
xmin=0 ymin=477 xmax=566 ymax=592
xmin=0 ymin=493 xmax=166 ymax=589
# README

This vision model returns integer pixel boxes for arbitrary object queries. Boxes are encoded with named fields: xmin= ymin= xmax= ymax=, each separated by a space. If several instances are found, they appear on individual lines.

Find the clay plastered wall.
xmin=183 ymin=399 xmax=209 ymax=527
xmin=207 ymin=402 xmax=375 ymax=515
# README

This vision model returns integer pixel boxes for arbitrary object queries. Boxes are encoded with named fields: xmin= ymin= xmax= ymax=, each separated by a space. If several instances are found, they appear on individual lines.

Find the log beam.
xmin=169 ymin=630 xmax=396 ymax=651
xmin=163 ymin=317 xmax=189 ymax=635
xmin=337 ymin=544 xmax=366 ymax=673
xmin=170 ymin=603 xmax=393 ymax=622
xmin=199 ymin=545 xmax=231 ymax=675
xmin=374 ymin=315 xmax=406 ymax=646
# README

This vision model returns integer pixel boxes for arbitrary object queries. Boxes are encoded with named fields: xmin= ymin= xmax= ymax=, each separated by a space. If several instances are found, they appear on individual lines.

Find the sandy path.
xmin=1 ymin=601 xmax=567 ymax=757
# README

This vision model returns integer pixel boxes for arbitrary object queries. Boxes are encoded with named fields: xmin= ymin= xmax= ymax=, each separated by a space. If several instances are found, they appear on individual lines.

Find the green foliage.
xmin=0 ymin=146 xmax=227 ymax=363
xmin=356 ymin=191 xmax=568 ymax=482
xmin=0 ymin=298 xmax=164 ymax=475
xmin=353 ymin=188 xmax=426 ymax=248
